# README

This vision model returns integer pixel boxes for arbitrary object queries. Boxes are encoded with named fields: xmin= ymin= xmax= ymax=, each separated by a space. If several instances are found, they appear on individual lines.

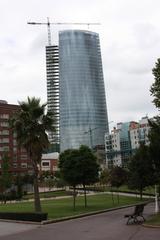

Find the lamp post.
xmin=155 ymin=185 xmax=159 ymax=213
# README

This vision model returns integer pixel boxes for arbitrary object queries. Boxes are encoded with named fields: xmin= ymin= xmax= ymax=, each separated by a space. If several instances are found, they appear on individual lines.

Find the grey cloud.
xmin=0 ymin=0 xmax=159 ymax=123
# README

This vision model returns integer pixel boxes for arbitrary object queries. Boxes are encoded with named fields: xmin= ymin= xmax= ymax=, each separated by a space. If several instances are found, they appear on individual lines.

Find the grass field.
xmin=146 ymin=213 xmax=160 ymax=226
xmin=0 ymin=194 xmax=145 ymax=220
xmin=22 ymin=190 xmax=69 ymax=200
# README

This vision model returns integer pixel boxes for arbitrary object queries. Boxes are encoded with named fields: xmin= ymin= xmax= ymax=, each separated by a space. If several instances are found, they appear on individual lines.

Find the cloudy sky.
xmin=0 ymin=0 xmax=159 ymax=126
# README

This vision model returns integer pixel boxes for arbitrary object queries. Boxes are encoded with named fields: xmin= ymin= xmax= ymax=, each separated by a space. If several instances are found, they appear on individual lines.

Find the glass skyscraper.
xmin=59 ymin=30 xmax=109 ymax=152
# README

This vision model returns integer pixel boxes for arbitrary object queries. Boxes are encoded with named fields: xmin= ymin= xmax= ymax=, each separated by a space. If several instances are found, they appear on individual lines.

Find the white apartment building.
xmin=105 ymin=116 xmax=150 ymax=168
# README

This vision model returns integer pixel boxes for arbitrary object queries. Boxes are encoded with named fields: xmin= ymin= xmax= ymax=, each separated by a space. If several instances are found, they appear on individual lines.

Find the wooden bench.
xmin=124 ymin=203 xmax=146 ymax=225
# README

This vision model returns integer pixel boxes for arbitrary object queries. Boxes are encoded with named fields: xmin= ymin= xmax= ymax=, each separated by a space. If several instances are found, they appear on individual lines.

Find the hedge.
xmin=0 ymin=212 xmax=48 ymax=222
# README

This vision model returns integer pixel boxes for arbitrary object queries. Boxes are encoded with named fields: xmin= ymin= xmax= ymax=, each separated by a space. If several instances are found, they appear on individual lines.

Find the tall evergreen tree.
xmin=149 ymin=58 xmax=160 ymax=192
xmin=128 ymin=144 xmax=155 ymax=200
xmin=151 ymin=58 xmax=160 ymax=110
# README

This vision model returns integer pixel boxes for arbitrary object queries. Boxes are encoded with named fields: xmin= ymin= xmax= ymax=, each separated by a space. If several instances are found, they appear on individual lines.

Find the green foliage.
xmin=109 ymin=166 xmax=128 ymax=188
xmin=151 ymin=58 xmax=160 ymax=109
xmin=149 ymin=58 xmax=160 ymax=196
xmin=99 ymin=168 xmax=110 ymax=185
xmin=59 ymin=149 xmax=82 ymax=187
xmin=59 ymin=145 xmax=99 ymax=208
xmin=59 ymin=146 xmax=99 ymax=187
xmin=10 ymin=96 xmax=55 ymax=212
xmin=78 ymin=145 xmax=99 ymax=186
xmin=148 ymin=116 xmax=160 ymax=182
xmin=10 ymin=97 xmax=55 ymax=165
xmin=128 ymin=144 xmax=155 ymax=199
xmin=0 ymin=153 xmax=12 ymax=190
xmin=0 ymin=153 xmax=12 ymax=203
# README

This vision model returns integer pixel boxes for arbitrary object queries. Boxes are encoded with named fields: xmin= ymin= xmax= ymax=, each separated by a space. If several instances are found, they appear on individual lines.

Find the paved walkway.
xmin=0 ymin=202 xmax=159 ymax=240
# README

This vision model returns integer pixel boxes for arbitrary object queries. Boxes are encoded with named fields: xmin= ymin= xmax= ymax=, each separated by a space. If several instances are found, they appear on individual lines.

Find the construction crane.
xmin=27 ymin=18 xmax=100 ymax=45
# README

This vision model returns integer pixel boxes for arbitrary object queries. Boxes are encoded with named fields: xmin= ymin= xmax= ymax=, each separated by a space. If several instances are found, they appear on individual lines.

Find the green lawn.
xmin=146 ymin=213 xmax=160 ymax=226
xmin=94 ymin=185 xmax=156 ymax=196
xmin=22 ymin=190 xmax=69 ymax=200
xmin=0 ymin=194 xmax=145 ymax=220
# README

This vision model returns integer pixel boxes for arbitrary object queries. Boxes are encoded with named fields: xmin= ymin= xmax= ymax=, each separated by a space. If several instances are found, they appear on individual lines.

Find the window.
xmin=13 ymin=147 xmax=17 ymax=152
xmin=0 ymin=114 xmax=9 ymax=119
xmin=13 ymin=139 xmax=17 ymax=146
xmin=0 ymin=138 xmax=9 ymax=143
xmin=20 ymin=154 xmax=28 ymax=160
xmin=0 ymin=130 xmax=9 ymax=135
xmin=42 ymin=161 xmax=50 ymax=167
xmin=0 ymin=122 xmax=9 ymax=127
xmin=21 ymin=148 xmax=26 ymax=153
xmin=13 ymin=163 xmax=17 ymax=168
xmin=3 ymin=146 xmax=9 ymax=151
xmin=13 ymin=155 xmax=17 ymax=162
xmin=21 ymin=163 xmax=27 ymax=168
xmin=13 ymin=132 xmax=17 ymax=138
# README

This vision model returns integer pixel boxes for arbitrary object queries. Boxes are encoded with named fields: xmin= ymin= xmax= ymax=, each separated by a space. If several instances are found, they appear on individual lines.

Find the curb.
xmin=142 ymin=223 xmax=160 ymax=228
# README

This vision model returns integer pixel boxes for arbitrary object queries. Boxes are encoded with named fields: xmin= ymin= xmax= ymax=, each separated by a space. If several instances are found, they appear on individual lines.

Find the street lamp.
xmin=155 ymin=185 xmax=159 ymax=213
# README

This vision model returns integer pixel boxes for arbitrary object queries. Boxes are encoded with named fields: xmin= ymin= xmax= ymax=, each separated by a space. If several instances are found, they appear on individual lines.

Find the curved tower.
xmin=59 ymin=30 xmax=108 ymax=152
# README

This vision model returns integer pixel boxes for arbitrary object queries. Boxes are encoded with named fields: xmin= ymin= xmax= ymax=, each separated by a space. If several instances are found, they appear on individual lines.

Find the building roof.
xmin=42 ymin=152 xmax=59 ymax=160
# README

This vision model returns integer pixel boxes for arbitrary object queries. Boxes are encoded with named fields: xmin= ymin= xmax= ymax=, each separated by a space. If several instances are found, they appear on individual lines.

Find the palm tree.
xmin=10 ymin=97 xmax=55 ymax=212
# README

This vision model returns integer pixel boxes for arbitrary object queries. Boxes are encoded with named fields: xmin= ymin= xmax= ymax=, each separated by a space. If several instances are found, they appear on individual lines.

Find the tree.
xmin=10 ymin=97 xmax=55 ymax=212
xmin=53 ymin=171 xmax=66 ymax=189
xmin=0 ymin=153 xmax=12 ymax=203
xmin=109 ymin=166 xmax=127 ymax=203
xmin=13 ymin=174 xmax=23 ymax=199
xmin=150 ymin=58 xmax=160 ymax=109
xmin=128 ymin=144 xmax=154 ymax=200
xmin=149 ymin=58 xmax=160 ymax=196
xmin=148 ymin=117 xmax=160 ymax=187
xmin=77 ymin=145 xmax=99 ymax=208
xmin=59 ymin=145 xmax=99 ymax=209
xmin=59 ymin=149 xmax=81 ymax=210
xmin=99 ymin=168 xmax=110 ymax=186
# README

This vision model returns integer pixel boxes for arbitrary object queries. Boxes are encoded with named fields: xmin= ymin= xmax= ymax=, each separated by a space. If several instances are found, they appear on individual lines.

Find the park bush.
xmin=0 ymin=212 xmax=48 ymax=222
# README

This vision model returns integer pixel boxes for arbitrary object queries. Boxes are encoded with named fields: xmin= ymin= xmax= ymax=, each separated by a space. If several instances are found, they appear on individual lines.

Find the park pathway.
xmin=0 ymin=202 xmax=159 ymax=240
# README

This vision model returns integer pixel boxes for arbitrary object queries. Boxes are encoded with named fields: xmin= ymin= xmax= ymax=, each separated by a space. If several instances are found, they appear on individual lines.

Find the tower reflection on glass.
xmin=59 ymin=30 xmax=109 ymax=152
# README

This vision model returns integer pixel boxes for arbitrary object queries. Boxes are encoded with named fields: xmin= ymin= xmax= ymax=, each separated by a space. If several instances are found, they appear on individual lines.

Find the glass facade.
xmin=59 ymin=30 xmax=108 ymax=152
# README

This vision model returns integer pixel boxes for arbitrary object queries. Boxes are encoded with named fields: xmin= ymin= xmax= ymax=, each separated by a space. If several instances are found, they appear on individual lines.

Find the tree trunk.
xmin=33 ymin=175 xmax=42 ymax=212
xmin=140 ymin=186 xmax=143 ymax=200
xmin=31 ymin=155 xmax=42 ymax=213
xmin=111 ymin=186 xmax=114 ymax=205
xmin=3 ymin=191 xmax=6 ymax=204
xmin=83 ymin=183 xmax=87 ymax=208
xmin=117 ymin=188 xmax=120 ymax=204
xmin=73 ymin=186 xmax=76 ymax=210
